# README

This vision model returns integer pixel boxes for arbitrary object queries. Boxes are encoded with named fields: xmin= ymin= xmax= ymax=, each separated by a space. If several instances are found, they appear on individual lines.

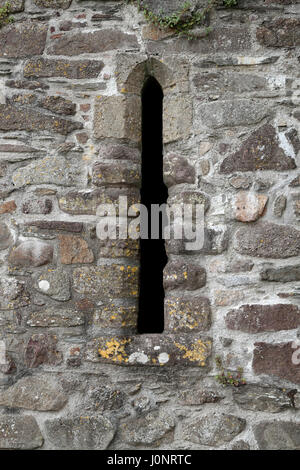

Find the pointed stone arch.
xmin=94 ymin=55 xmax=192 ymax=144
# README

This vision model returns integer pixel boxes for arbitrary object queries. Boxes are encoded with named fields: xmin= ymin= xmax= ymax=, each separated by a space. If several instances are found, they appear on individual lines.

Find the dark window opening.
xmin=138 ymin=76 xmax=168 ymax=334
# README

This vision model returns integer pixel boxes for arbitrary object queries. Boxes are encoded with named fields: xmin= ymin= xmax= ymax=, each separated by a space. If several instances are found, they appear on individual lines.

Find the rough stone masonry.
xmin=0 ymin=0 xmax=299 ymax=450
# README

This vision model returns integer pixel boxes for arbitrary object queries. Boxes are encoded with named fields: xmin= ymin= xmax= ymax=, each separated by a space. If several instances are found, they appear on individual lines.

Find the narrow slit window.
xmin=138 ymin=76 xmax=168 ymax=334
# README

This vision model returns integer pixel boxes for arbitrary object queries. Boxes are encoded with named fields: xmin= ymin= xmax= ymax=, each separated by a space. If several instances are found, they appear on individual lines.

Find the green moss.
xmin=215 ymin=355 xmax=246 ymax=388
xmin=125 ymin=0 xmax=239 ymax=39
xmin=0 ymin=2 xmax=14 ymax=29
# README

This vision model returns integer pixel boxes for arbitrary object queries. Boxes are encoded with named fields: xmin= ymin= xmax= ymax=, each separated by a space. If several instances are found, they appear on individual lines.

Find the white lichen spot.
xmin=38 ymin=280 xmax=50 ymax=292
xmin=158 ymin=352 xmax=169 ymax=364
xmin=128 ymin=352 xmax=149 ymax=364
xmin=154 ymin=346 xmax=160 ymax=351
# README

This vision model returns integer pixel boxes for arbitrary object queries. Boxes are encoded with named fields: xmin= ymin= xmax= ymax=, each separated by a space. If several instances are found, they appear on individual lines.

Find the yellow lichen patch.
xmin=98 ymin=337 xmax=131 ymax=363
xmin=174 ymin=339 xmax=211 ymax=366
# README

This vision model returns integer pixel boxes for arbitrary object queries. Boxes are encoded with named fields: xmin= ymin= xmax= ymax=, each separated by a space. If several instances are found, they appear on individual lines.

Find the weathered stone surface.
xmin=0 ymin=222 xmax=12 ymax=250
xmin=98 ymin=144 xmax=140 ymax=162
xmin=163 ymin=153 xmax=195 ymax=187
xmin=8 ymin=240 xmax=53 ymax=267
xmin=163 ymin=95 xmax=192 ymax=143
xmin=0 ymin=105 xmax=82 ymax=135
xmin=253 ymin=342 xmax=300 ymax=385
xmin=58 ymin=234 xmax=94 ymax=264
xmin=0 ymin=200 xmax=16 ymax=214
xmin=233 ymin=384 xmax=294 ymax=413
xmin=22 ymin=198 xmax=52 ymax=215
xmin=178 ymin=388 xmax=223 ymax=406
xmin=0 ymin=276 xmax=29 ymax=309
xmin=166 ymin=224 xmax=228 ymax=256
xmin=0 ymin=0 xmax=24 ymax=12
xmin=181 ymin=413 xmax=246 ymax=447
xmin=5 ymin=79 xmax=49 ymax=90
xmin=25 ymin=334 xmax=63 ymax=368
xmin=40 ymin=96 xmax=76 ymax=115
xmin=0 ymin=375 xmax=67 ymax=411
xmin=168 ymin=190 xmax=209 ymax=212
xmin=45 ymin=416 xmax=115 ymax=450
xmin=261 ymin=265 xmax=300 ymax=282
xmin=119 ymin=410 xmax=175 ymax=446
xmin=147 ymin=26 xmax=251 ymax=55
xmin=254 ymin=422 xmax=300 ymax=450
xmin=234 ymin=223 xmax=300 ymax=258
xmin=27 ymin=307 xmax=84 ymax=327
xmin=231 ymin=440 xmax=251 ymax=450
xmin=226 ymin=304 xmax=300 ymax=333
xmin=34 ymin=269 xmax=71 ymax=301
xmin=58 ymin=188 xmax=140 ymax=215
xmin=0 ymin=23 xmax=47 ymax=58
xmin=87 ymin=334 xmax=212 ymax=367
xmin=0 ymin=416 xmax=43 ymax=449
xmin=92 ymin=161 xmax=141 ymax=187
xmin=94 ymin=95 xmax=141 ymax=142
xmin=257 ymin=19 xmax=300 ymax=48
xmin=233 ymin=192 xmax=268 ymax=222
xmin=25 ymin=220 xmax=83 ymax=233
xmin=93 ymin=304 xmax=138 ymax=330
xmin=89 ymin=386 xmax=125 ymax=412
xmin=290 ymin=175 xmax=300 ymax=187
xmin=98 ymin=238 xmax=139 ymax=259
xmin=73 ymin=265 xmax=139 ymax=298
xmin=220 ymin=125 xmax=296 ymax=173
xmin=163 ymin=260 xmax=206 ymax=291
xmin=193 ymin=71 xmax=267 ymax=94
xmin=33 ymin=0 xmax=72 ymax=8
xmin=165 ymin=296 xmax=211 ymax=333
xmin=48 ymin=29 xmax=138 ymax=56
xmin=229 ymin=175 xmax=252 ymax=190
xmin=197 ymin=100 xmax=269 ymax=130
xmin=214 ymin=289 xmax=245 ymax=307
xmin=273 ymin=194 xmax=287 ymax=218
xmin=13 ymin=156 xmax=81 ymax=188
xmin=24 ymin=58 xmax=104 ymax=79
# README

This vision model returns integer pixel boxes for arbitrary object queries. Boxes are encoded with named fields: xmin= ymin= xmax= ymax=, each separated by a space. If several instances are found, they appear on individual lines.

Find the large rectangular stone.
xmin=24 ymin=58 xmax=104 ymax=79
xmin=0 ymin=23 xmax=47 ymax=58
xmin=73 ymin=265 xmax=139 ymax=298
xmin=86 ymin=333 xmax=212 ymax=367
xmin=253 ymin=342 xmax=300 ymax=385
xmin=0 ymin=105 xmax=82 ymax=135
xmin=48 ymin=29 xmax=138 ymax=56
xmin=94 ymin=95 xmax=141 ymax=142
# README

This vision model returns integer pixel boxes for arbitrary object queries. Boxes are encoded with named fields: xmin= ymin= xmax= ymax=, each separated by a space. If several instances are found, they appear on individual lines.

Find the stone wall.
xmin=0 ymin=0 xmax=299 ymax=450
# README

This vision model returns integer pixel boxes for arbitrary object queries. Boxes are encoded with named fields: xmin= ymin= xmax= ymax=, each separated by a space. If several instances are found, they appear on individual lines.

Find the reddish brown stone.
xmin=80 ymin=104 xmax=90 ymax=112
xmin=220 ymin=125 xmax=296 ymax=174
xmin=0 ymin=200 xmax=16 ymax=214
xmin=58 ymin=234 xmax=94 ymax=264
xmin=40 ymin=96 xmax=76 ymax=116
xmin=8 ymin=240 xmax=53 ymax=267
xmin=257 ymin=19 xmax=300 ymax=47
xmin=226 ymin=304 xmax=300 ymax=333
xmin=25 ymin=220 xmax=83 ymax=232
xmin=76 ymin=132 xmax=88 ymax=144
xmin=75 ymin=298 xmax=95 ymax=312
xmin=0 ymin=105 xmax=82 ymax=135
xmin=0 ymin=23 xmax=47 ymax=58
xmin=48 ymin=29 xmax=138 ymax=56
xmin=25 ymin=334 xmax=63 ymax=368
xmin=234 ymin=192 xmax=268 ymax=222
xmin=253 ymin=342 xmax=300 ymax=385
